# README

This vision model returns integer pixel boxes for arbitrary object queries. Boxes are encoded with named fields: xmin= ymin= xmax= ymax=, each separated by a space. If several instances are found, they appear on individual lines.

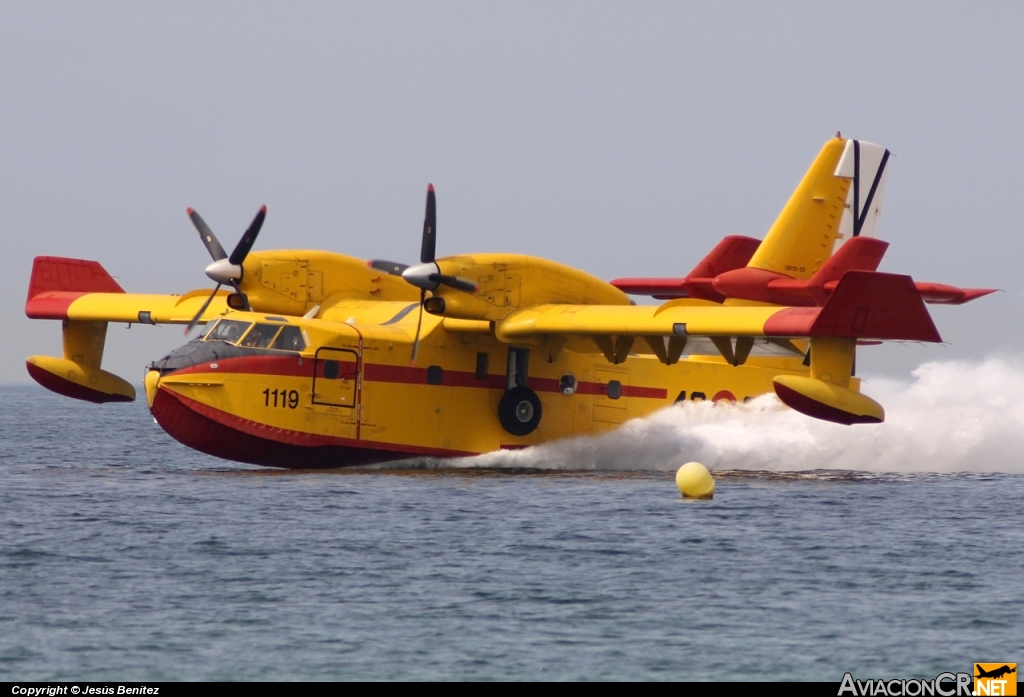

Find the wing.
xmin=26 ymin=256 xmax=229 ymax=325
xmin=27 ymin=288 xmax=231 ymax=324
xmin=495 ymin=270 xmax=941 ymax=424
xmin=496 ymin=271 xmax=941 ymax=364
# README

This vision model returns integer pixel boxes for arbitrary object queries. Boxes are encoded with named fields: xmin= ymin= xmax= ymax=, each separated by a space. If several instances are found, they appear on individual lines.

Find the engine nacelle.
xmin=432 ymin=253 xmax=630 ymax=322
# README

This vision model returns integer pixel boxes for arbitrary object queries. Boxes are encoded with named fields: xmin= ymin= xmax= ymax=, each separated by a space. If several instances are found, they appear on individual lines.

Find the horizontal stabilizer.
xmin=608 ymin=277 xmax=691 ymax=299
xmin=684 ymin=235 xmax=762 ymax=279
xmin=912 ymin=283 xmax=997 ymax=305
xmin=610 ymin=235 xmax=761 ymax=301
xmin=806 ymin=236 xmax=888 ymax=295
xmin=720 ymin=236 xmax=891 ymax=306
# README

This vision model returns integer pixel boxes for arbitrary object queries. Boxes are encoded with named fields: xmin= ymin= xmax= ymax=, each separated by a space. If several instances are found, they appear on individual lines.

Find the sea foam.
xmin=459 ymin=358 xmax=1024 ymax=473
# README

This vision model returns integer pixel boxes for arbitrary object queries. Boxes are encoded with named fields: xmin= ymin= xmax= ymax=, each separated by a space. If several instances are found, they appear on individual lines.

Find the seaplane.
xmin=24 ymin=135 xmax=993 ymax=468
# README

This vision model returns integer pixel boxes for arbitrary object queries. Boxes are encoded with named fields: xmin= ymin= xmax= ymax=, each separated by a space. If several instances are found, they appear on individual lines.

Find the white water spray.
xmin=461 ymin=358 xmax=1024 ymax=473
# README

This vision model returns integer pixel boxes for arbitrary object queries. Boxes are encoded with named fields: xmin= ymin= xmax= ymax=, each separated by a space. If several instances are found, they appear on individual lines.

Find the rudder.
xmin=747 ymin=136 xmax=891 ymax=281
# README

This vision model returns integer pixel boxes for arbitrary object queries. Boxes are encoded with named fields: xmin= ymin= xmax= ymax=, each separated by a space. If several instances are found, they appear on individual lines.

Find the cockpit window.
xmin=192 ymin=320 xmax=219 ymax=341
xmin=271 ymin=325 xmax=306 ymax=352
xmin=239 ymin=323 xmax=283 ymax=348
xmin=204 ymin=320 xmax=252 ymax=345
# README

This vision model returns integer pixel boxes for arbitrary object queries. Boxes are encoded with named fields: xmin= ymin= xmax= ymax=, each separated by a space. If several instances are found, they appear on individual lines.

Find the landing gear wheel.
xmin=498 ymin=386 xmax=542 ymax=436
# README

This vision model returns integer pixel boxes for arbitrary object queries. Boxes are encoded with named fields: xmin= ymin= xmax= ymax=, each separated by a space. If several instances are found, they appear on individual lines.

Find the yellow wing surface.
xmin=490 ymin=270 xmax=941 ymax=424
xmin=497 ymin=271 xmax=940 ymax=347
xmin=28 ymin=289 xmax=231 ymax=324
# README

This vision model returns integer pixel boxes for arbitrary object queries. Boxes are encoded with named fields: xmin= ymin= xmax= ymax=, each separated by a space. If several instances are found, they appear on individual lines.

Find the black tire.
xmin=498 ymin=386 xmax=542 ymax=436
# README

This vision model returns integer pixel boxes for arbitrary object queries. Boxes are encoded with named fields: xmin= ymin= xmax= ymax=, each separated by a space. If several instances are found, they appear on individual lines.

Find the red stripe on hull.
xmin=169 ymin=354 xmax=312 ymax=378
xmin=165 ymin=355 xmax=668 ymax=400
xmin=151 ymin=387 xmax=474 ymax=468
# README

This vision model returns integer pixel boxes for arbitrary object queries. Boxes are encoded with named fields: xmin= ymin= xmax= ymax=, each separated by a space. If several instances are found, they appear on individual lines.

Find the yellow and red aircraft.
xmin=24 ymin=135 xmax=993 ymax=468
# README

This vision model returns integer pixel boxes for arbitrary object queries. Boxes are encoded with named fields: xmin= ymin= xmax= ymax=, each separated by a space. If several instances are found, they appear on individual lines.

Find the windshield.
xmin=271 ymin=326 xmax=306 ymax=351
xmin=204 ymin=320 xmax=252 ymax=345
xmin=201 ymin=320 xmax=306 ymax=351
xmin=239 ymin=323 xmax=283 ymax=349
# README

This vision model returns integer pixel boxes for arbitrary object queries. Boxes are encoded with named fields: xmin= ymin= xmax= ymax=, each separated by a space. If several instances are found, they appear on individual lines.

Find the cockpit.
xmin=202 ymin=319 xmax=307 ymax=352
xmin=150 ymin=317 xmax=309 ymax=377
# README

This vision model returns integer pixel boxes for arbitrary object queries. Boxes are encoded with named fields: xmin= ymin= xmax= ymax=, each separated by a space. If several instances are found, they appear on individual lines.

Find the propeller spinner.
xmin=184 ymin=205 xmax=267 ymax=334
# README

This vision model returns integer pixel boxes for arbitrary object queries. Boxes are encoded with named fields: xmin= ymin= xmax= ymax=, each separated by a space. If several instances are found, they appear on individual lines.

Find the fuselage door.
xmin=593 ymin=369 xmax=629 ymax=424
xmin=313 ymin=347 xmax=359 ymax=410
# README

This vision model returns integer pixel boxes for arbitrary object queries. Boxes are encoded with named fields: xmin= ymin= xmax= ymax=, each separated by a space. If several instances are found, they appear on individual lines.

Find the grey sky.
xmin=3 ymin=2 xmax=1022 ymax=384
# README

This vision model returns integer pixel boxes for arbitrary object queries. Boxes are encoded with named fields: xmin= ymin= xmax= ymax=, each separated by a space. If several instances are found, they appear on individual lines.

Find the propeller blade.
xmin=228 ymin=205 xmax=267 ymax=266
xmin=410 ymin=289 xmax=425 ymax=363
xmin=368 ymin=259 xmax=409 ymax=276
xmin=420 ymin=184 xmax=436 ymax=264
xmin=187 ymin=208 xmax=228 ymax=261
xmin=184 ymin=283 xmax=222 ymax=336
xmin=432 ymin=274 xmax=478 ymax=293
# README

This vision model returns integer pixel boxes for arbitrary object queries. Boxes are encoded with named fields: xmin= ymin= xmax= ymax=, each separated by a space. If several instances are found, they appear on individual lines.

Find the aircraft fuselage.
xmin=147 ymin=306 xmax=813 ymax=468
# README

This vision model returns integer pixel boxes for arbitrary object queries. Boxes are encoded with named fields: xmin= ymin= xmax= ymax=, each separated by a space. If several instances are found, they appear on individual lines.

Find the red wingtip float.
xmin=23 ymin=137 xmax=995 ymax=467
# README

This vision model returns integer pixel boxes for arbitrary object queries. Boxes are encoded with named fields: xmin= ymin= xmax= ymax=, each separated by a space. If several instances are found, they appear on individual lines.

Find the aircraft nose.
xmin=144 ymin=369 xmax=161 ymax=409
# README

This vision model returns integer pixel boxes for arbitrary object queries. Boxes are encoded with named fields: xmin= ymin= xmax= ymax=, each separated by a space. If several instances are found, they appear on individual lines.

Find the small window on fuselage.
xmin=271 ymin=326 xmax=306 ymax=352
xmin=239 ymin=323 xmax=283 ymax=348
xmin=204 ymin=320 xmax=252 ymax=345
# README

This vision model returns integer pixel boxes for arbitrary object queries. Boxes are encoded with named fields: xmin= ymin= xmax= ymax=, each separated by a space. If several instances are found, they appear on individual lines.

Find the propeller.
xmin=367 ymin=185 xmax=477 ymax=362
xmin=367 ymin=259 xmax=409 ymax=276
xmin=184 ymin=205 xmax=267 ymax=335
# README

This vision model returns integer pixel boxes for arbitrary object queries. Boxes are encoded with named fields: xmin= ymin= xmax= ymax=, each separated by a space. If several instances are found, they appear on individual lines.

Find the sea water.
xmin=1 ymin=359 xmax=1022 ymax=680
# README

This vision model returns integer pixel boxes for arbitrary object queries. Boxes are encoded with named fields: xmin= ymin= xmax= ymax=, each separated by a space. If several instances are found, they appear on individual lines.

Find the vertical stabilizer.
xmin=747 ymin=137 xmax=852 ymax=280
xmin=834 ymin=139 xmax=891 ymax=244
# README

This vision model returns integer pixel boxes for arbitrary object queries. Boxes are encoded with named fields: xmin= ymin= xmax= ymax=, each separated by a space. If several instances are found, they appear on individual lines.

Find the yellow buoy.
xmin=676 ymin=462 xmax=715 ymax=499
